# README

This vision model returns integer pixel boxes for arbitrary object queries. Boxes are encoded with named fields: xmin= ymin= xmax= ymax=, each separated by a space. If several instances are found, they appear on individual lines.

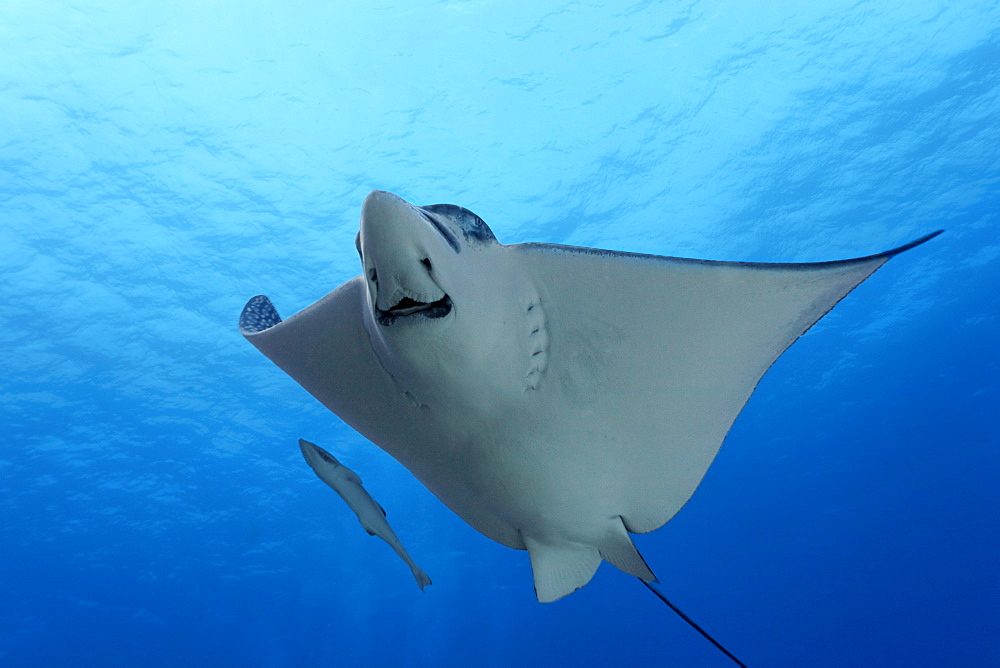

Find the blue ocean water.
xmin=2 ymin=1 xmax=997 ymax=666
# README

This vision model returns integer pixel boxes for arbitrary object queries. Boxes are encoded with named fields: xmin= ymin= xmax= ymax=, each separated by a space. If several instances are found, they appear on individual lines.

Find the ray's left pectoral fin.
xmin=238 ymin=278 xmax=408 ymax=445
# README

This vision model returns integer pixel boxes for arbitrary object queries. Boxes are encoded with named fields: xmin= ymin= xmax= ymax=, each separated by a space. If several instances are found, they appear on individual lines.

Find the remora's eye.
xmin=420 ymin=257 xmax=432 ymax=271
xmin=368 ymin=267 xmax=378 ymax=284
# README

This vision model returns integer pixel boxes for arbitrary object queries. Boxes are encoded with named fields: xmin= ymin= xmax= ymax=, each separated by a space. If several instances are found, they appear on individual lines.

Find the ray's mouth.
xmin=376 ymin=294 xmax=453 ymax=326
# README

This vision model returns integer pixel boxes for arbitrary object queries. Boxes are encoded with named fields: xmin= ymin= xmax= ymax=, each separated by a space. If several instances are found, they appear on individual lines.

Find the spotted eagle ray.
xmin=240 ymin=190 xmax=939 ymax=665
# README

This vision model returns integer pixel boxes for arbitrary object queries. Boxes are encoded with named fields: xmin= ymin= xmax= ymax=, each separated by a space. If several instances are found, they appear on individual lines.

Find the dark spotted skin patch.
xmin=239 ymin=295 xmax=282 ymax=333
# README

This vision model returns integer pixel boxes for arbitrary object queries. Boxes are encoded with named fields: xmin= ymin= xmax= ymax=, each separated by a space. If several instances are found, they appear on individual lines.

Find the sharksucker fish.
xmin=298 ymin=438 xmax=431 ymax=591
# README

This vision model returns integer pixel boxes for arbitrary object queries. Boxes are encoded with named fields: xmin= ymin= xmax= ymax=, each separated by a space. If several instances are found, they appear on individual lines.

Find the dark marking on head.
xmin=417 ymin=209 xmax=461 ymax=252
xmin=420 ymin=204 xmax=497 ymax=245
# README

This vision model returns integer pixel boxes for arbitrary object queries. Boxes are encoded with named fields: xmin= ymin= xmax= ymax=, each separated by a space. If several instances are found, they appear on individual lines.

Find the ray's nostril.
xmin=420 ymin=257 xmax=432 ymax=271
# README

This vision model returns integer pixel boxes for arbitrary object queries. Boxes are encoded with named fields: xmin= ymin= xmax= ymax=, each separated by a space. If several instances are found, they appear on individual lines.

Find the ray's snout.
xmin=362 ymin=190 xmax=412 ymax=224
xmin=359 ymin=190 xmax=454 ymax=327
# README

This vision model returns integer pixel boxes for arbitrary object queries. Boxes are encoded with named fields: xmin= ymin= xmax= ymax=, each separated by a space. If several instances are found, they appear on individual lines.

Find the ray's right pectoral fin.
xmin=521 ymin=533 xmax=602 ymax=603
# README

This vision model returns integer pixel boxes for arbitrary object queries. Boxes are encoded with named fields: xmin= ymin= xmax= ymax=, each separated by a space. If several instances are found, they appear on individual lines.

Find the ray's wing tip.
xmin=884 ymin=229 xmax=944 ymax=257
xmin=239 ymin=294 xmax=283 ymax=335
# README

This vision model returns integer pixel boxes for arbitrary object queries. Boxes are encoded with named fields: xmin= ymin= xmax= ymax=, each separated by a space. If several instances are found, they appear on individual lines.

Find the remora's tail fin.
xmin=411 ymin=565 xmax=433 ymax=592
xmin=641 ymin=580 xmax=746 ymax=667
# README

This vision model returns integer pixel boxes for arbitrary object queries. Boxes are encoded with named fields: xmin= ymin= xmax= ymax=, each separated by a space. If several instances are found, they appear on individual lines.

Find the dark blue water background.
xmin=2 ymin=2 xmax=997 ymax=666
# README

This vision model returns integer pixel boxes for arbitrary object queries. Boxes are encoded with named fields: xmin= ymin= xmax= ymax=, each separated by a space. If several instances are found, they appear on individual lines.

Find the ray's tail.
xmin=640 ymin=579 xmax=746 ymax=667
